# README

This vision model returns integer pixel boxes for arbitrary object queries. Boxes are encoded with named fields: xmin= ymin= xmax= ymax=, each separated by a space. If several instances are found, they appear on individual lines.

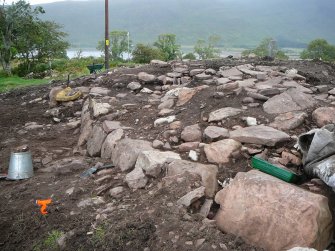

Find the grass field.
xmin=0 ymin=76 xmax=48 ymax=93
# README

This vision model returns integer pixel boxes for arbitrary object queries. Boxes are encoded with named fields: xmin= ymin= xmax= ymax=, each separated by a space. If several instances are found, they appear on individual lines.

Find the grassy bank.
xmin=0 ymin=75 xmax=48 ymax=93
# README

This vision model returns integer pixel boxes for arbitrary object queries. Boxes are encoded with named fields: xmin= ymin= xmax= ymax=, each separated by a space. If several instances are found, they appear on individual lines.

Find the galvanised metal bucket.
xmin=7 ymin=151 xmax=34 ymax=180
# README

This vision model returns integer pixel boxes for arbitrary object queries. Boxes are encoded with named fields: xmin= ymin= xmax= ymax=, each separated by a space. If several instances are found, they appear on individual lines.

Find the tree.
xmin=194 ymin=35 xmax=221 ymax=59
xmin=0 ymin=0 xmax=43 ymax=75
xmin=97 ymin=30 xmax=131 ymax=61
xmin=153 ymin=34 xmax=180 ymax=61
xmin=242 ymin=37 xmax=289 ymax=60
xmin=15 ymin=20 xmax=69 ymax=74
xmin=0 ymin=0 xmax=69 ymax=76
xmin=300 ymin=39 xmax=335 ymax=62
xmin=132 ymin=43 xmax=164 ymax=63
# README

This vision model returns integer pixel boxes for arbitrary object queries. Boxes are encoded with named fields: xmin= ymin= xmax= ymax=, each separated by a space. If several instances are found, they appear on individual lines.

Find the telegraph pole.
xmin=105 ymin=0 xmax=109 ymax=71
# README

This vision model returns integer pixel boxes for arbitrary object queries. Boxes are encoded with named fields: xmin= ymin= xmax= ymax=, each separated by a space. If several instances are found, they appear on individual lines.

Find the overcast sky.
xmin=13 ymin=0 xmax=87 ymax=5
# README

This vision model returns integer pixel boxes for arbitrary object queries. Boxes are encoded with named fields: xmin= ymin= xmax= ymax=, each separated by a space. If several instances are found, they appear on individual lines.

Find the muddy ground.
xmin=1 ymin=58 xmax=335 ymax=251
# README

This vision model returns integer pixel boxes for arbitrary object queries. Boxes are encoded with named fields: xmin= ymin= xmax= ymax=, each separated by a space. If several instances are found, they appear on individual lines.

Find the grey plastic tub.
xmin=7 ymin=151 xmax=34 ymax=180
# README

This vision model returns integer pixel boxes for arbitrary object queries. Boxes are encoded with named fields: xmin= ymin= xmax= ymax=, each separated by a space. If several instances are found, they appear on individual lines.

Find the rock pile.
xmin=51 ymin=59 xmax=334 ymax=250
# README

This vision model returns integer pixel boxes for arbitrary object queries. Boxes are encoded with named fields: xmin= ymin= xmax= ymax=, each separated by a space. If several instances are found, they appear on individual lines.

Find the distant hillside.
xmin=38 ymin=0 xmax=335 ymax=49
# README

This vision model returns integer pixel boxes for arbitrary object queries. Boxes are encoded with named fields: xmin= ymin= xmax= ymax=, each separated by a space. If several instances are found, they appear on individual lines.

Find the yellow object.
xmin=55 ymin=87 xmax=82 ymax=102
xmin=105 ymin=39 xmax=110 ymax=46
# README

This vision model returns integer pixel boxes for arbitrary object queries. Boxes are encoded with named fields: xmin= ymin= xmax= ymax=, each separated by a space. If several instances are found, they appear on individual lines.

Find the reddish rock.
xmin=215 ymin=170 xmax=333 ymax=251
xmin=312 ymin=107 xmax=335 ymax=127
xmin=181 ymin=124 xmax=202 ymax=142
xmin=204 ymin=139 xmax=241 ymax=164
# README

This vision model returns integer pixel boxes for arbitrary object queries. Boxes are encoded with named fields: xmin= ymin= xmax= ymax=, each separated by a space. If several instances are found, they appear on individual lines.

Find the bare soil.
xmin=1 ymin=58 xmax=335 ymax=251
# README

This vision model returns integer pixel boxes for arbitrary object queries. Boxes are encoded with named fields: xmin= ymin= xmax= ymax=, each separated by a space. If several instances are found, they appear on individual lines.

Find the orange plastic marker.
xmin=36 ymin=199 xmax=52 ymax=215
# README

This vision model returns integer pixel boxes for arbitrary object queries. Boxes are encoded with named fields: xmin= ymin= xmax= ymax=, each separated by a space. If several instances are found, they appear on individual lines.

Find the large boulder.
xmin=215 ymin=170 xmax=333 ymax=251
xmin=312 ymin=107 xmax=335 ymax=127
xmin=166 ymin=160 xmax=218 ymax=197
xmin=101 ymin=129 xmax=124 ymax=159
xmin=230 ymin=125 xmax=290 ymax=146
xmin=111 ymin=139 xmax=153 ymax=172
xmin=135 ymin=150 xmax=181 ymax=177
xmin=204 ymin=139 xmax=241 ymax=164
xmin=263 ymin=88 xmax=316 ymax=114
xmin=87 ymin=124 xmax=107 ymax=157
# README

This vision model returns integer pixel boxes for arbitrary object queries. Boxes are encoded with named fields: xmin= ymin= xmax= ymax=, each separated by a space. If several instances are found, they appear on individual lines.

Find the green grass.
xmin=0 ymin=75 xmax=48 ymax=93
xmin=33 ymin=230 xmax=63 ymax=251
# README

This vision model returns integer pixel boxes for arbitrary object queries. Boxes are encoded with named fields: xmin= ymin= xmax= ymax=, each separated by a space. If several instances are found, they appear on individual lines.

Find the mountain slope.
xmin=38 ymin=0 xmax=335 ymax=48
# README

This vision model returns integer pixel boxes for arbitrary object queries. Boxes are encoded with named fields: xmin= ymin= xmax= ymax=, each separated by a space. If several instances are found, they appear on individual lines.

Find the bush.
xmin=242 ymin=38 xmax=288 ymax=60
xmin=183 ymin=52 xmax=196 ymax=60
xmin=132 ymin=43 xmax=165 ymax=64
xmin=300 ymin=39 xmax=335 ymax=62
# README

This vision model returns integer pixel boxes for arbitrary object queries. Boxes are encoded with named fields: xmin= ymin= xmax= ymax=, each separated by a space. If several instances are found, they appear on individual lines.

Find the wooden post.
xmin=105 ymin=0 xmax=109 ymax=71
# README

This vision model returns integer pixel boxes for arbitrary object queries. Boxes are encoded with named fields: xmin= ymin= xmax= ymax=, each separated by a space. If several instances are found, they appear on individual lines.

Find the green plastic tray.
xmin=251 ymin=156 xmax=299 ymax=183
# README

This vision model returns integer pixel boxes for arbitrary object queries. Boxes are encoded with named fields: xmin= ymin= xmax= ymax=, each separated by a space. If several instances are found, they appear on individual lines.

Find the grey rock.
xmin=194 ymin=73 xmax=212 ymax=80
xmin=263 ymin=88 xmax=316 ymax=114
xmin=199 ymin=199 xmax=213 ymax=217
xmin=236 ymin=79 xmax=256 ymax=88
xmin=125 ymin=166 xmax=148 ymax=189
xmin=247 ymin=92 xmax=269 ymax=101
xmin=90 ymin=99 xmax=112 ymax=118
xmin=77 ymin=197 xmax=105 ymax=208
xmin=154 ymin=115 xmax=176 ymax=127
xmin=259 ymin=88 xmax=281 ymax=96
xmin=150 ymin=60 xmax=169 ymax=67
xmin=181 ymin=124 xmax=202 ymax=142
xmin=101 ymin=129 xmax=124 ymax=159
xmin=90 ymin=87 xmax=111 ymax=96
xmin=205 ymin=68 xmax=216 ymax=75
xmin=138 ymin=72 xmax=156 ymax=83
xmin=112 ymin=139 xmax=153 ymax=172
xmin=136 ymin=150 xmax=181 ymax=177
xmin=316 ymin=85 xmax=329 ymax=93
xmin=87 ymin=125 xmax=107 ymax=157
xmin=158 ymin=99 xmax=175 ymax=110
xmin=237 ymin=64 xmax=264 ymax=77
xmin=219 ymin=67 xmax=243 ymax=78
xmin=230 ymin=125 xmax=290 ymax=146
xmin=166 ymin=160 xmax=218 ymax=197
xmin=208 ymin=107 xmax=243 ymax=122
xmin=203 ymin=126 xmax=230 ymax=142
xmin=102 ymin=121 xmax=132 ymax=133
xmin=167 ymin=72 xmax=182 ymax=78
xmin=270 ymin=112 xmax=307 ymax=130
xmin=216 ymin=78 xmax=231 ymax=85
xmin=152 ymin=139 xmax=164 ymax=149
xmin=109 ymin=186 xmax=125 ymax=198
xmin=127 ymin=81 xmax=142 ymax=91
xmin=177 ymin=186 xmax=206 ymax=207
xmin=190 ymin=69 xmax=205 ymax=76
xmin=217 ymin=82 xmax=239 ymax=92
